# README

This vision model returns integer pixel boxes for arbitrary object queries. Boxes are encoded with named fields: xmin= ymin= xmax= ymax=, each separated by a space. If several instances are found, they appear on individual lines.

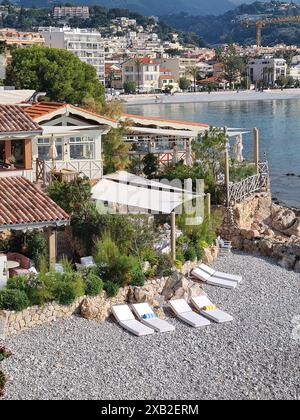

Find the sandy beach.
xmin=124 ymin=89 xmax=300 ymax=106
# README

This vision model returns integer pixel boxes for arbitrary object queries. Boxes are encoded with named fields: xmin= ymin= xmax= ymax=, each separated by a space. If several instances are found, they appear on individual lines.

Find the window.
xmin=69 ymin=136 xmax=94 ymax=160
xmin=37 ymin=137 xmax=63 ymax=161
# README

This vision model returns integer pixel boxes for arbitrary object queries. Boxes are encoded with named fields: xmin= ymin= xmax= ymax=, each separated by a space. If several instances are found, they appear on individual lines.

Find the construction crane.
xmin=243 ymin=15 xmax=300 ymax=47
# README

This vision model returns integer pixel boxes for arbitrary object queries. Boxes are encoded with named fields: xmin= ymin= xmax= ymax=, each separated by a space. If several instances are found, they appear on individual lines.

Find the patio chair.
xmin=132 ymin=303 xmax=175 ymax=333
xmin=216 ymin=236 xmax=232 ymax=255
xmin=111 ymin=304 xmax=155 ymax=337
xmin=169 ymin=299 xmax=211 ymax=328
xmin=191 ymin=295 xmax=233 ymax=324
xmin=191 ymin=267 xmax=237 ymax=290
xmin=0 ymin=254 xmax=8 ymax=289
xmin=7 ymin=252 xmax=31 ymax=277
xmin=80 ymin=256 xmax=96 ymax=267
xmin=199 ymin=263 xmax=242 ymax=284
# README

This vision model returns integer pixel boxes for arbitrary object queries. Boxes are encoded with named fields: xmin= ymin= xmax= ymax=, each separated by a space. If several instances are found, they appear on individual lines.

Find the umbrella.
xmin=234 ymin=134 xmax=244 ymax=164
xmin=49 ymin=136 xmax=58 ymax=168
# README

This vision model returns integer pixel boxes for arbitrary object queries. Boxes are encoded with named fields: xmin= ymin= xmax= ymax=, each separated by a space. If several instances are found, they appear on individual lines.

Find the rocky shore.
xmin=219 ymin=192 xmax=300 ymax=271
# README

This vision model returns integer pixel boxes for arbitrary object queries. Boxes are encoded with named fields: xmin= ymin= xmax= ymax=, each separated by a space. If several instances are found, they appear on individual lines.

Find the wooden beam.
xmin=24 ymin=139 xmax=32 ymax=170
xmin=47 ymin=228 xmax=57 ymax=270
xmin=171 ymin=211 xmax=176 ymax=262
xmin=4 ymin=140 xmax=11 ymax=165
xmin=254 ymin=128 xmax=260 ymax=175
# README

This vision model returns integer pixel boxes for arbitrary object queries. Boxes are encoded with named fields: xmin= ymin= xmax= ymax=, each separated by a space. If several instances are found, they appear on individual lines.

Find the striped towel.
xmin=142 ymin=313 xmax=157 ymax=319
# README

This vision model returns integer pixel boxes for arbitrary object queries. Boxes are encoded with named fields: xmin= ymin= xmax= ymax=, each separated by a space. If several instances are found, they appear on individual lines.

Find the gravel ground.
xmin=1 ymin=252 xmax=300 ymax=401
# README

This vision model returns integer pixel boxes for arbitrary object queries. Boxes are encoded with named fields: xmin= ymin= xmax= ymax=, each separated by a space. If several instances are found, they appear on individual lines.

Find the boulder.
xmin=271 ymin=208 xmax=296 ymax=232
xmin=240 ymin=229 xmax=260 ymax=240
xmin=80 ymin=297 xmax=110 ymax=322
xmin=285 ymin=218 xmax=300 ymax=238
xmin=162 ymin=271 xmax=204 ymax=302
xmin=278 ymin=255 xmax=296 ymax=270
xmin=294 ymin=261 xmax=300 ymax=273
xmin=259 ymin=239 xmax=274 ymax=257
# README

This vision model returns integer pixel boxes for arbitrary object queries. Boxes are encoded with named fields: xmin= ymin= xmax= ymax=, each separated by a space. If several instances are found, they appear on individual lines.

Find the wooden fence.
xmin=227 ymin=161 xmax=269 ymax=206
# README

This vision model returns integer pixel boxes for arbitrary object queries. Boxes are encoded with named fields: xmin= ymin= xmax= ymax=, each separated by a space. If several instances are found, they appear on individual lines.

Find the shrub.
xmin=7 ymin=275 xmax=28 ymax=293
xmin=85 ymin=273 xmax=103 ymax=296
xmin=0 ymin=289 xmax=30 ymax=311
xmin=141 ymin=247 xmax=159 ymax=266
xmin=131 ymin=267 xmax=145 ymax=287
xmin=26 ymin=231 xmax=48 ymax=269
xmin=55 ymin=283 xmax=78 ymax=306
xmin=104 ymin=281 xmax=120 ymax=298
xmin=156 ymin=254 xmax=174 ymax=277
xmin=184 ymin=245 xmax=197 ymax=262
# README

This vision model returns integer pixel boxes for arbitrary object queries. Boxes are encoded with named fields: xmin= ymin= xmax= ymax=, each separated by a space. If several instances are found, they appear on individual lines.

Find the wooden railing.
xmin=227 ymin=161 xmax=269 ymax=206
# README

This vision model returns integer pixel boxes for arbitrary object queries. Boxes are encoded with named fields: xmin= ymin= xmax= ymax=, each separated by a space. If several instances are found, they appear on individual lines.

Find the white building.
xmin=41 ymin=27 xmax=105 ymax=84
xmin=247 ymin=56 xmax=287 ymax=85
xmin=122 ymin=58 xmax=160 ymax=92
xmin=53 ymin=6 xmax=90 ymax=20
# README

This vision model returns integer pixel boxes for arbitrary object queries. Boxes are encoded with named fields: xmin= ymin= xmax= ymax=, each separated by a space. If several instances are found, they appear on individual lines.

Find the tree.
xmin=106 ymin=68 xmax=116 ymax=95
xmin=219 ymin=44 xmax=244 ymax=89
xmin=103 ymin=124 xmax=131 ymax=174
xmin=82 ymin=96 xmax=123 ymax=119
xmin=123 ymin=80 xmax=137 ymax=94
xmin=142 ymin=153 xmax=158 ymax=177
xmin=193 ymin=127 xmax=227 ymax=180
xmin=134 ymin=58 xmax=142 ymax=93
xmin=187 ymin=66 xmax=199 ymax=92
xmin=6 ymin=46 xmax=104 ymax=105
xmin=179 ymin=77 xmax=191 ymax=92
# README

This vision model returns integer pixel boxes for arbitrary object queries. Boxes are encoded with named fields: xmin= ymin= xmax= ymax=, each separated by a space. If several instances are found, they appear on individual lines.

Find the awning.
xmin=104 ymin=171 xmax=189 ymax=193
xmin=128 ymin=126 xmax=199 ymax=138
xmin=92 ymin=172 xmax=202 ymax=214
xmin=41 ymin=126 xmax=100 ymax=136
xmin=0 ymin=177 xmax=70 ymax=231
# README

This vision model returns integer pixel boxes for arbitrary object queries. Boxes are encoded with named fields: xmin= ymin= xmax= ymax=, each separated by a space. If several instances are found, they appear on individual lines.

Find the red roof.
xmin=0 ymin=104 xmax=41 ymax=134
xmin=23 ymin=102 xmax=117 ymax=123
xmin=122 ymin=113 xmax=209 ymax=128
xmin=133 ymin=58 xmax=159 ymax=65
xmin=0 ymin=177 xmax=70 ymax=229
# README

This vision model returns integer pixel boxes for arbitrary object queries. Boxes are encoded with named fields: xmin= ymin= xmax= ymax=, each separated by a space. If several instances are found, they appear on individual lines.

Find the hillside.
xmin=19 ymin=0 xmax=236 ymax=16
xmin=162 ymin=1 xmax=300 ymax=46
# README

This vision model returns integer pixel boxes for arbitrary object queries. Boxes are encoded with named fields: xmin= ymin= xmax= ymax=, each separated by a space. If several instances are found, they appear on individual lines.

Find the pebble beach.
xmin=1 ymin=252 xmax=299 ymax=400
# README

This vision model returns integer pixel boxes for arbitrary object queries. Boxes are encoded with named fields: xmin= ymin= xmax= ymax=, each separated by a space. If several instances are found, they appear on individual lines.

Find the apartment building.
xmin=0 ymin=29 xmax=44 ymax=47
xmin=122 ymin=58 xmax=160 ymax=92
xmin=247 ymin=56 xmax=287 ymax=85
xmin=157 ymin=57 xmax=197 ymax=83
xmin=41 ymin=27 xmax=105 ymax=83
xmin=53 ymin=6 xmax=90 ymax=20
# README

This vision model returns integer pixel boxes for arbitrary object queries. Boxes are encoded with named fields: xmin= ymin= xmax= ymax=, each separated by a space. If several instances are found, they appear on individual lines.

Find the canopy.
xmin=41 ymin=126 xmax=99 ymax=136
xmin=92 ymin=173 xmax=202 ymax=214
xmin=128 ymin=126 xmax=199 ymax=138
xmin=104 ymin=171 xmax=188 ymax=193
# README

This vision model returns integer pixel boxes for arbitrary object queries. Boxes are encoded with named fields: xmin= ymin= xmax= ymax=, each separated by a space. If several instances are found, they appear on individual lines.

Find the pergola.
xmin=0 ymin=176 xmax=70 ymax=267
xmin=92 ymin=171 xmax=204 ymax=261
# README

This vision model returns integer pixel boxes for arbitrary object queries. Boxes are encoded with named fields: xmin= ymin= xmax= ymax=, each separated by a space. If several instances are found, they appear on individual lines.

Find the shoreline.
xmin=124 ymin=89 xmax=300 ymax=106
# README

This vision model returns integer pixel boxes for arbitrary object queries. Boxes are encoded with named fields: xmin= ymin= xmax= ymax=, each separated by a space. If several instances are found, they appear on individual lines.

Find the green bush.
xmin=131 ymin=267 xmax=145 ymax=287
xmin=184 ymin=245 xmax=197 ymax=262
xmin=85 ymin=273 xmax=103 ymax=296
xmin=7 ymin=275 xmax=28 ymax=293
xmin=156 ymin=254 xmax=174 ymax=277
xmin=104 ymin=281 xmax=120 ymax=298
xmin=0 ymin=289 xmax=30 ymax=311
xmin=53 ymin=272 xmax=85 ymax=305
xmin=55 ymin=283 xmax=78 ymax=306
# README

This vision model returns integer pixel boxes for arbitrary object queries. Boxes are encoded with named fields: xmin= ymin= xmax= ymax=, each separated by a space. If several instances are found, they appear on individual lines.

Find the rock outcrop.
xmin=218 ymin=192 xmax=300 ymax=271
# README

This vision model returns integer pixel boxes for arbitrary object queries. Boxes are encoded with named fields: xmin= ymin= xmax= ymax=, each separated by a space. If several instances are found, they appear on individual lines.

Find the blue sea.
xmin=127 ymin=99 xmax=300 ymax=208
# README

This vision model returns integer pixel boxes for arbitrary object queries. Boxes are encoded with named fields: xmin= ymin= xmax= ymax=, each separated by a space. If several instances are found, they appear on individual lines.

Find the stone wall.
xmin=219 ymin=192 xmax=300 ymax=271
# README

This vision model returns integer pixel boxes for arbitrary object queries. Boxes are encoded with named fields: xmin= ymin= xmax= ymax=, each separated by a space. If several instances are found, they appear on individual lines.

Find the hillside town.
xmin=1 ymin=4 xmax=300 ymax=94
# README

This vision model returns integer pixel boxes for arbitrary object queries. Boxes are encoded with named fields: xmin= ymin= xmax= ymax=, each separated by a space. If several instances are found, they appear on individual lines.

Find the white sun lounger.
xmin=111 ymin=304 xmax=154 ymax=336
xmin=169 ymin=299 xmax=211 ymax=328
xmin=191 ymin=267 xmax=237 ymax=290
xmin=200 ymin=263 xmax=242 ymax=283
xmin=132 ymin=303 xmax=175 ymax=333
xmin=191 ymin=296 xmax=234 ymax=324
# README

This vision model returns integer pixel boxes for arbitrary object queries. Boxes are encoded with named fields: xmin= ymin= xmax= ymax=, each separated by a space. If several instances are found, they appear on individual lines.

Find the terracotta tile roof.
xmin=0 ymin=177 xmax=70 ymax=229
xmin=159 ymin=75 xmax=173 ymax=79
xmin=23 ymin=102 xmax=118 ymax=124
xmin=0 ymin=104 xmax=42 ymax=134
xmin=22 ymin=102 xmax=65 ymax=119
xmin=129 ymin=57 xmax=159 ymax=65
xmin=122 ymin=113 xmax=209 ymax=128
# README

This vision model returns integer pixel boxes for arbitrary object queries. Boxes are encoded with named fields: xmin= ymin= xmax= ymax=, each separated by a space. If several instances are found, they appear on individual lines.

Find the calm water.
xmin=127 ymin=99 xmax=300 ymax=208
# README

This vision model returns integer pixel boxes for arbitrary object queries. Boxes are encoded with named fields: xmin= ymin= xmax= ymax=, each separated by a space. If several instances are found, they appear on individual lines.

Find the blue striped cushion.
xmin=142 ymin=313 xmax=156 ymax=319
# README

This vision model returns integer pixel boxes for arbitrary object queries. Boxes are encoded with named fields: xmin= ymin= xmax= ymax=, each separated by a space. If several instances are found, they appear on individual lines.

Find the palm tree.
xmin=134 ymin=58 xmax=142 ymax=93
xmin=187 ymin=66 xmax=199 ymax=93
xmin=107 ymin=69 xmax=116 ymax=95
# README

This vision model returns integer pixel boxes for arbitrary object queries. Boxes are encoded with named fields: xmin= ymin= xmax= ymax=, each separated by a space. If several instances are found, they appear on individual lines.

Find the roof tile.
xmin=0 ymin=177 xmax=70 ymax=229
xmin=0 ymin=105 xmax=41 ymax=134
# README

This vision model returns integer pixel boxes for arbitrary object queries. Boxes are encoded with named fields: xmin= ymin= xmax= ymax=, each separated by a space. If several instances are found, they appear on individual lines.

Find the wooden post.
xmin=206 ymin=193 xmax=211 ymax=219
xmin=47 ymin=228 xmax=57 ymax=270
xmin=254 ymin=127 xmax=260 ymax=175
xmin=171 ymin=211 xmax=176 ymax=262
